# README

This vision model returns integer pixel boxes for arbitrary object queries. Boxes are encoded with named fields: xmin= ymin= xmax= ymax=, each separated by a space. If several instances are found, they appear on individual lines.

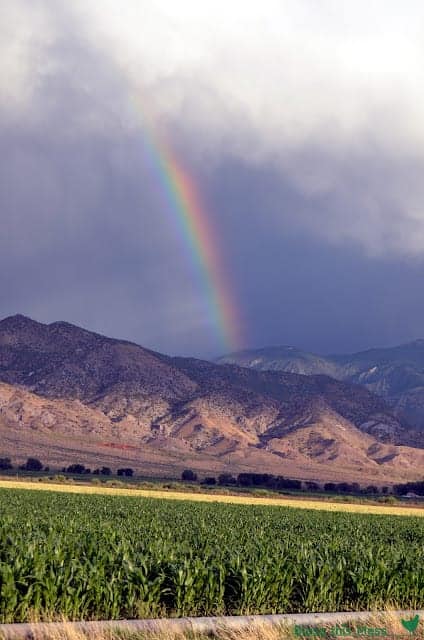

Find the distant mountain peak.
xmin=218 ymin=341 xmax=424 ymax=432
xmin=1 ymin=313 xmax=31 ymax=322
xmin=47 ymin=320 xmax=94 ymax=335
xmin=0 ymin=314 xmax=42 ymax=329
xmin=1 ymin=315 xmax=116 ymax=345
xmin=408 ymin=338 xmax=424 ymax=347
xmin=48 ymin=320 xmax=74 ymax=328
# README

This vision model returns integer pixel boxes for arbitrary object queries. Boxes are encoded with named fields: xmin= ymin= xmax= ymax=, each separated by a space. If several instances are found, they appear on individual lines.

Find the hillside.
xmin=1 ymin=314 xmax=424 ymax=483
xmin=217 ymin=342 xmax=424 ymax=429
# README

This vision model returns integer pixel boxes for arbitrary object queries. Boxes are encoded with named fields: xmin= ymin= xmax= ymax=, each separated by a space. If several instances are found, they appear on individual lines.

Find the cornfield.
xmin=1 ymin=488 xmax=424 ymax=623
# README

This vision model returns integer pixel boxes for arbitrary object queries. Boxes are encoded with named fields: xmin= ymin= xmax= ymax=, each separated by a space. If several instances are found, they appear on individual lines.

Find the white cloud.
xmin=0 ymin=1 xmax=55 ymax=110
xmin=4 ymin=1 xmax=424 ymax=152
xmin=69 ymin=0 xmax=424 ymax=256
xmin=68 ymin=1 xmax=424 ymax=153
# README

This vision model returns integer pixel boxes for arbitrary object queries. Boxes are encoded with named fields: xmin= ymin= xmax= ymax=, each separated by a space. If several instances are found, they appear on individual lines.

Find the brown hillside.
xmin=1 ymin=314 xmax=424 ymax=483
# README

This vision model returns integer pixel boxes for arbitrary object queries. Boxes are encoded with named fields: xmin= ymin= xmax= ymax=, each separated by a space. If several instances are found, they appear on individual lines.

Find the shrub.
xmin=137 ymin=482 xmax=156 ymax=489
xmin=379 ymin=495 xmax=397 ymax=504
xmin=162 ymin=482 xmax=179 ymax=490
xmin=106 ymin=480 xmax=125 ymax=488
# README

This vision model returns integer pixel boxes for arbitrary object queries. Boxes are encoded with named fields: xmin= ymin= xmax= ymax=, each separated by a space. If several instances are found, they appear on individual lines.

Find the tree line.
xmin=1 ymin=457 xmax=410 ymax=496
xmin=181 ymin=469 xmax=386 ymax=495
xmin=0 ymin=458 xmax=133 ymax=477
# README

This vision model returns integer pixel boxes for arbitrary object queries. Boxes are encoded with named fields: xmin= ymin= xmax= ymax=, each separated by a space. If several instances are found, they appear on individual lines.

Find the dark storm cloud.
xmin=0 ymin=115 xmax=218 ymax=354
xmin=0 ymin=15 xmax=221 ymax=356
xmin=205 ymin=156 xmax=424 ymax=355
xmin=2 ymin=1 xmax=424 ymax=357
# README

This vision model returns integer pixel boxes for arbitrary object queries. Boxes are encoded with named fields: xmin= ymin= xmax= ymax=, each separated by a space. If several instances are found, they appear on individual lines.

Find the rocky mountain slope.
xmin=1 ymin=314 xmax=423 ymax=483
xmin=217 ymin=342 xmax=424 ymax=429
xmin=217 ymin=346 xmax=342 ymax=377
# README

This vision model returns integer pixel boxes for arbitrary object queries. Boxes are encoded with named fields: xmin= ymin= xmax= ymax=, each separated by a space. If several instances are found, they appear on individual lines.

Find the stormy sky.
xmin=2 ymin=1 xmax=424 ymax=358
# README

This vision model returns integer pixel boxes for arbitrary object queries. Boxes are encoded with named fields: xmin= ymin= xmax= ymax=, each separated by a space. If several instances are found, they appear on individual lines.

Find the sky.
xmin=2 ymin=1 xmax=424 ymax=358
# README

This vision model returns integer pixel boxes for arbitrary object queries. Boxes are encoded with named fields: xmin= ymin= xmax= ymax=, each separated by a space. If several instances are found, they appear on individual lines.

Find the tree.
xmin=201 ymin=476 xmax=216 ymax=485
xmin=271 ymin=476 xmax=301 ymax=490
xmin=305 ymin=481 xmax=320 ymax=492
xmin=0 ymin=458 xmax=13 ymax=470
xmin=218 ymin=473 xmax=237 ymax=486
xmin=324 ymin=482 xmax=337 ymax=493
xmin=66 ymin=464 xmax=86 ymax=474
xmin=182 ymin=469 xmax=197 ymax=482
xmin=393 ymin=481 xmax=424 ymax=496
xmin=117 ymin=468 xmax=133 ymax=477
xmin=336 ymin=482 xmax=354 ymax=494
xmin=100 ymin=467 xmax=112 ymax=476
xmin=237 ymin=473 xmax=278 ymax=488
xmin=365 ymin=485 xmax=378 ymax=495
xmin=21 ymin=458 xmax=43 ymax=472
xmin=237 ymin=473 xmax=255 ymax=487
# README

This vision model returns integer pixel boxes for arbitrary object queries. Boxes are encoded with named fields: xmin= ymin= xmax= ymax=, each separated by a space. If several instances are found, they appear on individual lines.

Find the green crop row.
xmin=1 ymin=489 xmax=424 ymax=622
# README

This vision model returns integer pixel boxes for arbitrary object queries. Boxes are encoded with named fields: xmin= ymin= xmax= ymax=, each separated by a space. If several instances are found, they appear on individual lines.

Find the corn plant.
xmin=1 ymin=488 xmax=424 ymax=622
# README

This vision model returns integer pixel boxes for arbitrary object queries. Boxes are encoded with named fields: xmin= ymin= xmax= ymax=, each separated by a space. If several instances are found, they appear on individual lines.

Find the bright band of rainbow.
xmin=135 ymin=107 xmax=244 ymax=351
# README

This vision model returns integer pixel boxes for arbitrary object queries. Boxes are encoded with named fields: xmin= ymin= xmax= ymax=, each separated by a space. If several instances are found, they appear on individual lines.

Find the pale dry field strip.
xmin=0 ymin=479 xmax=423 ymax=517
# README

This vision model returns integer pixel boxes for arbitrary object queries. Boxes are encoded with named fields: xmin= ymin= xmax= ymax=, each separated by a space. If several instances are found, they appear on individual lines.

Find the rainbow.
xmin=134 ymin=108 xmax=244 ymax=351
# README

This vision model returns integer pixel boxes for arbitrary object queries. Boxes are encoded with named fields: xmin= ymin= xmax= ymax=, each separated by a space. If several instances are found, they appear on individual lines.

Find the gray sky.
xmin=2 ymin=0 xmax=424 ymax=357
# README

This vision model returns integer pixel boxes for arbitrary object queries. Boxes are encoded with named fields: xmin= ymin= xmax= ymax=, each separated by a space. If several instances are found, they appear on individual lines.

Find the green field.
xmin=1 ymin=488 xmax=424 ymax=623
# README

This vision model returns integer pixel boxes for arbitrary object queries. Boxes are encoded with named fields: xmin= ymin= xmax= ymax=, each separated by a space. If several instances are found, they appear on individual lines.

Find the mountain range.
xmin=217 ymin=342 xmax=424 ymax=429
xmin=1 ymin=314 xmax=424 ymax=484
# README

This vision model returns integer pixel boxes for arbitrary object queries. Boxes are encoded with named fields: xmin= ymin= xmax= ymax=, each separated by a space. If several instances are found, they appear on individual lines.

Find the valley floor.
xmin=1 ymin=478 xmax=424 ymax=517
